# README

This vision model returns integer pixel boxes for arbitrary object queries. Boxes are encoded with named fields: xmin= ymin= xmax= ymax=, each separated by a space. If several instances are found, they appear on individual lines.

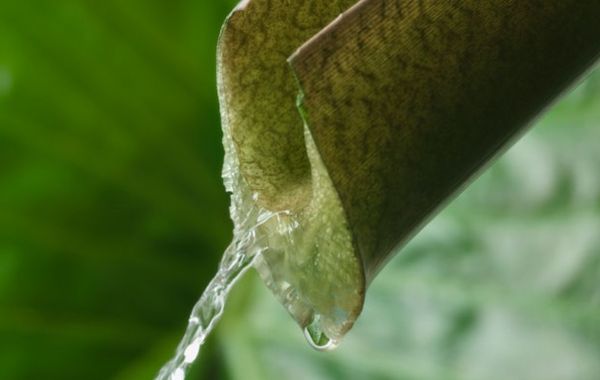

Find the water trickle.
xmin=156 ymin=95 xmax=363 ymax=379
xmin=155 ymin=207 xmax=275 ymax=380
xmin=156 ymin=194 xmax=290 ymax=380
xmin=154 ymin=117 xmax=303 ymax=379
xmin=155 ymin=199 xmax=340 ymax=379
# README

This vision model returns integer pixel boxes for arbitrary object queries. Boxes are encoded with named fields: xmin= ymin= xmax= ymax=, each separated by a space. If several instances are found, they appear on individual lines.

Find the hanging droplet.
xmin=303 ymin=314 xmax=339 ymax=352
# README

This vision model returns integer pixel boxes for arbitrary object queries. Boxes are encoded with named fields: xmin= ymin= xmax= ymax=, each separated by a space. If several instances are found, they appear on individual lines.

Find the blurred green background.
xmin=1 ymin=1 xmax=599 ymax=379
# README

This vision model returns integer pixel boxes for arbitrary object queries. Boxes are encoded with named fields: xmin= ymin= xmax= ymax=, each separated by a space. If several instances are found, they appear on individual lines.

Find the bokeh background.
xmin=1 ymin=1 xmax=599 ymax=379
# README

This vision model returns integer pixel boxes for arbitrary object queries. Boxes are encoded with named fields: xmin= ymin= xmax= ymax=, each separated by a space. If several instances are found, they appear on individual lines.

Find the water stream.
xmin=155 ymin=203 xmax=338 ymax=379
xmin=155 ymin=214 xmax=271 ymax=379
xmin=155 ymin=124 xmax=365 ymax=379
xmin=156 ymin=103 xmax=361 ymax=379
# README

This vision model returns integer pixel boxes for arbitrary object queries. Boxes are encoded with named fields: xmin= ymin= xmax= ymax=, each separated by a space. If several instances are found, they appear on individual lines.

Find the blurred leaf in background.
xmin=1 ymin=1 xmax=600 ymax=380
xmin=0 ymin=1 xmax=238 ymax=379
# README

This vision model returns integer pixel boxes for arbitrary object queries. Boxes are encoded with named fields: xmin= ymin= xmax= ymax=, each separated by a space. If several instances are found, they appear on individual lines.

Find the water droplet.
xmin=303 ymin=315 xmax=339 ymax=352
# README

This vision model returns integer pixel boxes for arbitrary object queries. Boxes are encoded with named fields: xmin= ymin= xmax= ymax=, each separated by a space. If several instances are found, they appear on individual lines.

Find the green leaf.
xmin=217 ymin=0 xmax=600 ymax=345
xmin=0 ymin=1 xmax=234 ymax=379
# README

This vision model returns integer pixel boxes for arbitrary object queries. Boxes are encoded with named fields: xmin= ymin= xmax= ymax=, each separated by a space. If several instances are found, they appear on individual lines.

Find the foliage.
xmin=0 ymin=1 xmax=599 ymax=379
xmin=0 ymin=1 xmax=236 ymax=379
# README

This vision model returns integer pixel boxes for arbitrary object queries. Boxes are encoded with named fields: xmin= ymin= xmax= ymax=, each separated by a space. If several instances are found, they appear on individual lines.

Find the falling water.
xmin=155 ymin=204 xmax=340 ymax=379
xmin=155 ymin=203 xmax=287 ymax=380
xmin=155 ymin=106 xmax=307 ymax=380
xmin=156 ymin=83 xmax=362 ymax=379
xmin=155 ymin=121 xmax=365 ymax=379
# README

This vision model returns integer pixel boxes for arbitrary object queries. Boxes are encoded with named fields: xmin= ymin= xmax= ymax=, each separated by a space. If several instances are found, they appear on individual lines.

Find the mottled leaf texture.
xmin=219 ymin=0 xmax=600 ymax=335
xmin=290 ymin=0 xmax=600 ymax=280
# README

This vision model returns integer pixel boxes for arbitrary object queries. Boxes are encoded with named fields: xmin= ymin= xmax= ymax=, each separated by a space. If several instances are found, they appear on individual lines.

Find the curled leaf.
xmin=218 ymin=0 xmax=600 ymax=341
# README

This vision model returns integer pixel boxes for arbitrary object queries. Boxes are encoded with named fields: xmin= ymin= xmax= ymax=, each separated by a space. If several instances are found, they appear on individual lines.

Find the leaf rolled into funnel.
xmin=218 ymin=0 xmax=600 ymax=344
